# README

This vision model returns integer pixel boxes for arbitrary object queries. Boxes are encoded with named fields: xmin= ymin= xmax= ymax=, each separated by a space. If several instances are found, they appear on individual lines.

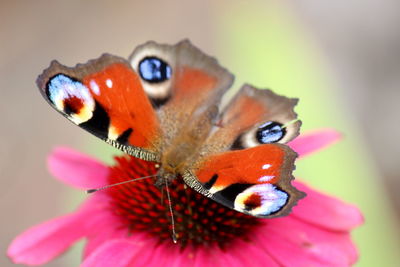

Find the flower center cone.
xmin=108 ymin=156 xmax=261 ymax=248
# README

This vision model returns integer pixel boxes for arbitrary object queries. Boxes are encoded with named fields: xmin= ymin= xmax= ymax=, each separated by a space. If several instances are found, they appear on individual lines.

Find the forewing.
xmin=129 ymin=40 xmax=234 ymax=143
xmin=37 ymin=54 xmax=160 ymax=161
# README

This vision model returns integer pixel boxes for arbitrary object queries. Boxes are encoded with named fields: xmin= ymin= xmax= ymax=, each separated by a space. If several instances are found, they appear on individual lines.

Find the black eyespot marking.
xmin=138 ymin=57 xmax=172 ymax=83
xmin=150 ymin=96 xmax=171 ymax=109
xmin=80 ymin=100 xmax=110 ymax=138
xmin=230 ymin=134 xmax=244 ymax=150
xmin=213 ymin=183 xmax=252 ymax=209
xmin=203 ymin=174 xmax=218 ymax=190
xmin=116 ymin=128 xmax=133 ymax=144
xmin=256 ymin=121 xmax=286 ymax=144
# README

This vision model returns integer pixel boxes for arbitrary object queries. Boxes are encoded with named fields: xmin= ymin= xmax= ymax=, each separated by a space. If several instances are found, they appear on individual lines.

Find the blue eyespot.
xmin=256 ymin=121 xmax=285 ymax=144
xmin=138 ymin=57 xmax=172 ymax=83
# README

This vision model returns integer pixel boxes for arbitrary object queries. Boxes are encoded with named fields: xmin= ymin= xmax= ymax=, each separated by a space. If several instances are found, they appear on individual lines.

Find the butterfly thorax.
xmin=156 ymin=104 xmax=218 ymax=186
xmin=155 ymin=142 xmax=199 ymax=187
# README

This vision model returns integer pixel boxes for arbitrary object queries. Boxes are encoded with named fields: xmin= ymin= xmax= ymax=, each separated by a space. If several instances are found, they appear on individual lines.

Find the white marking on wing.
xmin=106 ymin=79 xmax=113 ymax=88
xmin=262 ymin=164 xmax=271 ymax=169
xmin=90 ymin=80 xmax=100 ymax=95
xmin=258 ymin=175 xmax=274 ymax=182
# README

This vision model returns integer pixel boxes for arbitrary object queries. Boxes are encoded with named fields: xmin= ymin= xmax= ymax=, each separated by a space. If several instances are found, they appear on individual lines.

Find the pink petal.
xmin=181 ymin=245 xmax=228 ymax=267
xmin=256 ymin=216 xmax=358 ymax=266
xmin=211 ymin=246 xmax=244 ymax=267
xmin=48 ymin=146 xmax=109 ymax=189
xmin=227 ymin=239 xmax=280 ymax=267
xmin=123 ymin=237 xmax=160 ymax=267
xmin=128 ymin=235 xmax=191 ymax=267
xmin=8 ymin=213 xmax=87 ymax=265
xmin=193 ymin=247 xmax=211 ymax=267
xmin=82 ymin=212 xmax=125 ymax=259
xmin=193 ymin=246 xmax=237 ymax=267
xmin=77 ymin=193 xmax=129 ymax=259
xmin=168 ymin=246 xmax=197 ymax=267
xmin=288 ymin=129 xmax=341 ymax=158
xmin=135 ymin=241 xmax=175 ymax=267
xmin=83 ymin=228 xmax=149 ymax=260
xmin=8 ymin=193 xmax=111 ymax=266
xmin=82 ymin=235 xmax=158 ymax=267
xmin=292 ymin=182 xmax=364 ymax=231
xmin=79 ymin=191 xmax=111 ymax=212
xmin=80 ymin=239 xmax=142 ymax=267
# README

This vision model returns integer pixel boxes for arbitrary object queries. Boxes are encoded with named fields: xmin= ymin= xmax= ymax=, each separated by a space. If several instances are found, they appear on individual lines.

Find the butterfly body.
xmin=160 ymin=103 xmax=217 ymax=172
xmin=37 ymin=40 xmax=305 ymax=218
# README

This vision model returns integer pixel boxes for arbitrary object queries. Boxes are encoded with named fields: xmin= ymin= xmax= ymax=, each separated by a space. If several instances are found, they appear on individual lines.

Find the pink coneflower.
xmin=8 ymin=129 xmax=363 ymax=267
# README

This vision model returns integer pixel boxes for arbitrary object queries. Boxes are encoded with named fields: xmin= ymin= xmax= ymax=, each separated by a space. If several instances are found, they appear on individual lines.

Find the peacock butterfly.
xmin=37 ymin=40 xmax=305 ymax=219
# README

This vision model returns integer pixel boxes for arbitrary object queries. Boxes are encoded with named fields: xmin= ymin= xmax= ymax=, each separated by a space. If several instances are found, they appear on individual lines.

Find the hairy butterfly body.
xmin=37 ymin=40 xmax=305 ymax=218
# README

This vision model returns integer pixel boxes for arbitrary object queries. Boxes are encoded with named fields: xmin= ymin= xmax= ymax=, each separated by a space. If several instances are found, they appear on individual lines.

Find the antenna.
xmin=86 ymin=173 xmax=178 ymax=243
xmin=86 ymin=175 xmax=156 ymax=194
xmin=165 ymin=180 xmax=177 ymax=243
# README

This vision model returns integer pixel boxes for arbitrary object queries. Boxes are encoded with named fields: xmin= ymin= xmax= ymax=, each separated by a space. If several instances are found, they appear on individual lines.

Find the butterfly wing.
xmin=184 ymin=144 xmax=304 ymax=218
xmin=201 ymin=84 xmax=301 ymax=154
xmin=128 ymin=40 xmax=234 ymax=146
xmin=37 ymin=54 xmax=160 ymax=161
xmin=184 ymin=84 xmax=304 ymax=218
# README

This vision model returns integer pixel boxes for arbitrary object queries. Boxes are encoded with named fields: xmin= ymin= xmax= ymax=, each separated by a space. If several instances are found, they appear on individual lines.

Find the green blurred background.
xmin=1 ymin=0 xmax=399 ymax=266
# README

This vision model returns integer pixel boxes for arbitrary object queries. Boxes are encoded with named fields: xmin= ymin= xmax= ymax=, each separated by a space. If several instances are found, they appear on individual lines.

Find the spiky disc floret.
xmin=107 ymin=156 xmax=261 ymax=248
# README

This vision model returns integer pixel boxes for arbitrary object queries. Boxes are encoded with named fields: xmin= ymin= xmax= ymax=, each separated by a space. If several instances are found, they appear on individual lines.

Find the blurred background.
xmin=1 ymin=0 xmax=399 ymax=266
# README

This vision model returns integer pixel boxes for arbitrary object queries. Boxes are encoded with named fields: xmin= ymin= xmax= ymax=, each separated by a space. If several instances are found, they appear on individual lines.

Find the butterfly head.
xmin=154 ymin=163 xmax=180 ymax=188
